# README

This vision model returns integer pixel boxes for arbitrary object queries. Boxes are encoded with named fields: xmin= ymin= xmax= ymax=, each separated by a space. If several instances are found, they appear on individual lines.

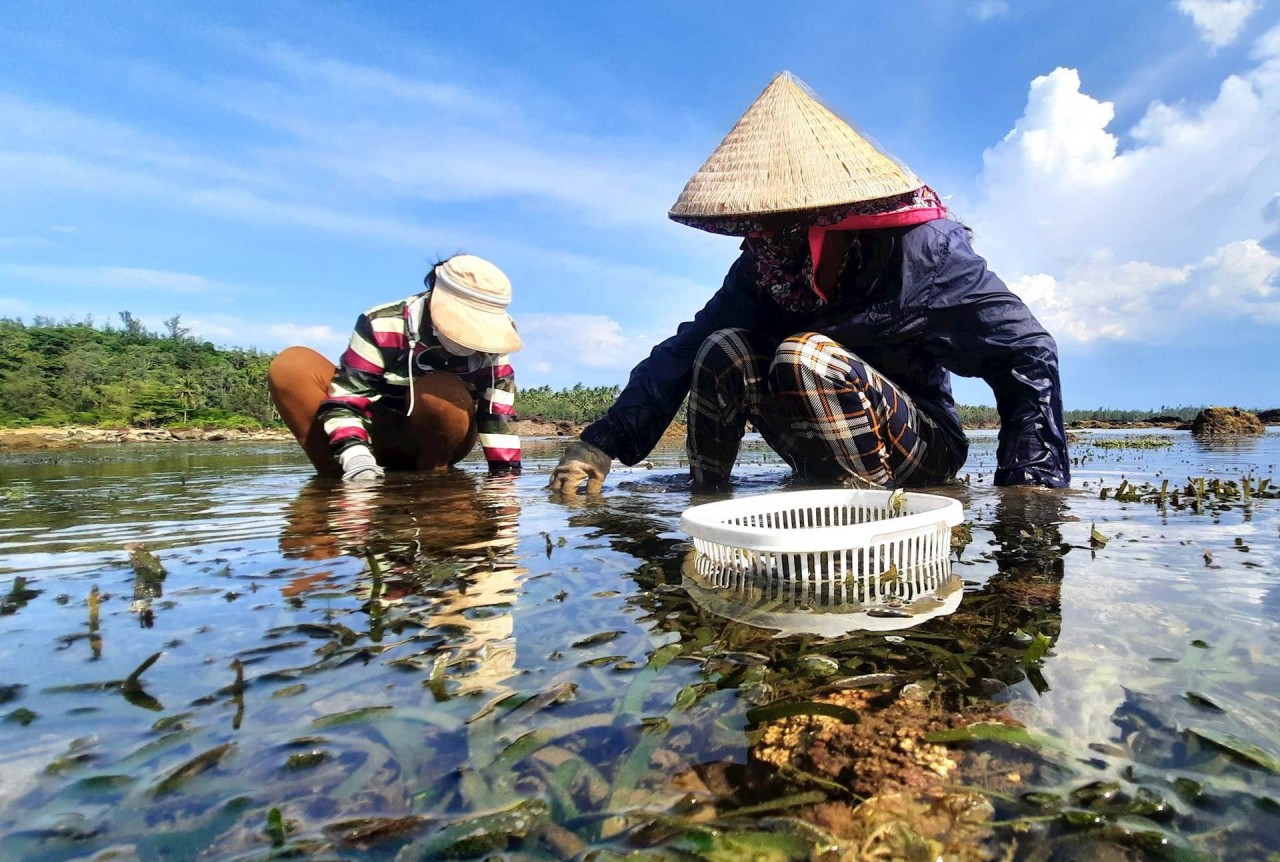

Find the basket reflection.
xmin=680 ymin=489 xmax=962 ymax=582
xmin=681 ymin=550 xmax=964 ymax=637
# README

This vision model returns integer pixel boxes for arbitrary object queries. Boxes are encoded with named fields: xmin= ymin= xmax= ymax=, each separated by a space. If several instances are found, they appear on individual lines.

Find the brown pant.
xmin=267 ymin=346 xmax=477 ymax=474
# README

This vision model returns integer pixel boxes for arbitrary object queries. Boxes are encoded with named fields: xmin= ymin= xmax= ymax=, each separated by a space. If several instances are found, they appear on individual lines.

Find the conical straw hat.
xmin=669 ymin=72 xmax=922 ymax=221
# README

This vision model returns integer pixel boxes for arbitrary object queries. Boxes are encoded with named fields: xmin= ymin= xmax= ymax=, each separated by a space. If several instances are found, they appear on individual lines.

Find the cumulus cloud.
xmin=1177 ymin=0 xmax=1260 ymax=49
xmin=1005 ymin=240 xmax=1280 ymax=343
xmin=516 ymin=313 xmax=654 ymax=385
xmin=970 ymin=0 xmax=1010 ymax=22
xmin=967 ymin=26 xmax=1280 ymax=344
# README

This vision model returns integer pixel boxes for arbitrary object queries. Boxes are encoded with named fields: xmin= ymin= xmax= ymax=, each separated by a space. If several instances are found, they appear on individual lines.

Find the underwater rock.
xmin=1190 ymin=407 xmax=1264 ymax=436
xmin=750 ymin=688 xmax=1008 ymax=797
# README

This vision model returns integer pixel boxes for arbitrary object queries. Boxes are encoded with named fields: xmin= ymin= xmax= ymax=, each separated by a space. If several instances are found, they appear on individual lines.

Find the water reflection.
xmin=2 ymin=437 xmax=1279 ymax=859
xmin=1190 ymin=433 xmax=1264 ymax=455
xmin=280 ymin=472 xmax=511 ymax=563
xmin=280 ymin=471 xmax=526 ymax=693
xmin=957 ymin=487 xmax=1072 ymax=696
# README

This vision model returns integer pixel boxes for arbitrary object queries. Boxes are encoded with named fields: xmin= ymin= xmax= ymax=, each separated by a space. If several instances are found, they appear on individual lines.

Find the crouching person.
xmin=269 ymin=255 xmax=522 ymax=482
xmin=550 ymin=73 xmax=1068 ymax=495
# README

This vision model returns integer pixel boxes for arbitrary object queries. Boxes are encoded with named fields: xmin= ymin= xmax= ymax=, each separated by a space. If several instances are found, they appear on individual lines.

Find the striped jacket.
xmin=319 ymin=291 xmax=520 ymax=472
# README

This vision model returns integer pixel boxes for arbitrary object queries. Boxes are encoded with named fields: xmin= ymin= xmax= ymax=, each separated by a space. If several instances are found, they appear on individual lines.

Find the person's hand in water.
xmin=548 ymin=440 xmax=611 ymax=495
xmin=339 ymin=445 xmax=386 ymax=484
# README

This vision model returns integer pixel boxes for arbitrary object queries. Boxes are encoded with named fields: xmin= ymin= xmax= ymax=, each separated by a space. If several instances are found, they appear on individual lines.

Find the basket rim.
xmin=680 ymin=488 xmax=962 ymax=554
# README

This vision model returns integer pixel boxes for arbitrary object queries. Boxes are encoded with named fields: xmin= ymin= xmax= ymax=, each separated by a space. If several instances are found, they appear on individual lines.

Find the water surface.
xmin=1 ymin=431 xmax=1278 ymax=859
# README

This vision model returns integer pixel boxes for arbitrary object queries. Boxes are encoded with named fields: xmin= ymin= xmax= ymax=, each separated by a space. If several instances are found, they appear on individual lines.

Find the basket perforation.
xmin=682 ymin=488 xmax=962 ymax=583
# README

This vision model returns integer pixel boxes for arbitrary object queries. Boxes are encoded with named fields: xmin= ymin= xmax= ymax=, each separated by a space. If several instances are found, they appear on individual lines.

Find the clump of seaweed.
xmin=1087 ymin=435 xmax=1176 ymax=450
xmin=1097 ymin=475 xmax=1276 ymax=512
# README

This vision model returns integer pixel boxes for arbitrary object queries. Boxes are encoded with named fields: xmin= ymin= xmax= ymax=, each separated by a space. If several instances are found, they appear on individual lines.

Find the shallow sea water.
xmin=0 ymin=430 xmax=1278 ymax=860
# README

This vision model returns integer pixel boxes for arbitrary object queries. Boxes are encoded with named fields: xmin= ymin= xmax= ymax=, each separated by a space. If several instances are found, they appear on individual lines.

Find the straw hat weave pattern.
xmin=669 ymin=72 xmax=922 ymax=222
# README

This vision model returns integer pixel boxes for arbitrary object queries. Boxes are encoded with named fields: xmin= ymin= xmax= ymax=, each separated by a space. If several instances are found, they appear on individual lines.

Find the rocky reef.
xmin=1190 ymin=406 xmax=1265 ymax=436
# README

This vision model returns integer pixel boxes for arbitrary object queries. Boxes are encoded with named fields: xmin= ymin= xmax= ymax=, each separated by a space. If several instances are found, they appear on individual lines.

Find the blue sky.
xmin=2 ymin=0 xmax=1279 ymax=410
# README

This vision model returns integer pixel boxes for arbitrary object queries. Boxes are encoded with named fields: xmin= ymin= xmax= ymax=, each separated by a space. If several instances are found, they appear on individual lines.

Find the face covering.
xmin=685 ymin=186 xmax=947 ymax=313
xmin=436 ymin=328 xmax=477 ymax=357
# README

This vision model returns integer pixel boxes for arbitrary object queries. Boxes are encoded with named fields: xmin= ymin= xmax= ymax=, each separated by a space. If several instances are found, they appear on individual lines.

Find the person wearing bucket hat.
xmin=268 ymin=254 xmax=522 ymax=482
xmin=550 ymin=72 xmax=1068 ymax=494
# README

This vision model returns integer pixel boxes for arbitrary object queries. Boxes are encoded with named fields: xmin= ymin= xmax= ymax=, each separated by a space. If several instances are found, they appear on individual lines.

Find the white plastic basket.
xmin=681 ymin=552 xmax=964 ymax=636
xmin=680 ymin=488 xmax=963 ymax=583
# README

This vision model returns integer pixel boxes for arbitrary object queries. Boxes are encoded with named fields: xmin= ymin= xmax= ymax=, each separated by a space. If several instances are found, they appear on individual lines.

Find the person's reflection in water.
xmin=960 ymin=486 xmax=1072 ymax=697
xmin=278 ymin=471 xmax=525 ymax=693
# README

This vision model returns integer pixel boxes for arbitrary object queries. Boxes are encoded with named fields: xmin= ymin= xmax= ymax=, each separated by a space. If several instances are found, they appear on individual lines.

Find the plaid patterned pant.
xmin=686 ymin=329 xmax=962 ymax=487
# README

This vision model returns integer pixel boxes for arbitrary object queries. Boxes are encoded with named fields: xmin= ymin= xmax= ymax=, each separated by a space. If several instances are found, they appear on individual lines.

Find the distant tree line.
xmin=955 ymin=405 xmax=1213 ymax=428
xmin=0 ymin=315 xmax=274 ymax=428
xmin=518 ymin=384 xmax=624 ymax=424
xmin=513 ymin=388 xmax=1218 ymax=427
xmin=0 ymin=316 xmax=1250 ymax=431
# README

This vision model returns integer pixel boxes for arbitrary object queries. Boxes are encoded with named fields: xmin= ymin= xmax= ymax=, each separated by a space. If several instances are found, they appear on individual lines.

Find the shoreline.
xmin=0 ymin=417 xmax=1217 ymax=454
xmin=0 ymin=418 xmax=591 ymax=453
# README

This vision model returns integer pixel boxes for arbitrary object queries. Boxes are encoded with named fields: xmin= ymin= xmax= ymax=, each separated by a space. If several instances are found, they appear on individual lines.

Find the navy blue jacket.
xmin=581 ymin=218 xmax=1070 ymax=487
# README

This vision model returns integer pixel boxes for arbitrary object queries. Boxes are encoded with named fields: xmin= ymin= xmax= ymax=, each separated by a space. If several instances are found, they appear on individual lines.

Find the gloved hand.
xmin=338 ymin=445 xmax=386 ymax=484
xmin=548 ymin=439 xmax=612 ymax=495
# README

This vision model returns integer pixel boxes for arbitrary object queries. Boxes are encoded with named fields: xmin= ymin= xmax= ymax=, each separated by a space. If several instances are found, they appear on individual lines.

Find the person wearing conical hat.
xmin=269 ymin=254 xmax=523 ymax=482
xmin=549 ymin=73 xmax=1068 ymax=493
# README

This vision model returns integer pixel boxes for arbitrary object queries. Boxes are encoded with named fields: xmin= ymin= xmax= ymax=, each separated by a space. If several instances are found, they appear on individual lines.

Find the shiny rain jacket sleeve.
xmin=919 ymin=222 xmax=1070 ymax=487
xmin=580 ymin=254 xmax=760 ymax=465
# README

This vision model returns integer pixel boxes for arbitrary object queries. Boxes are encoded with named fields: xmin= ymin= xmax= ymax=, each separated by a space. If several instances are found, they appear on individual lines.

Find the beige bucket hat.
xmin=669 ymin=72 xmax=923 ymax=222
xmin=428 ymin=255 xmax=522 ymax=354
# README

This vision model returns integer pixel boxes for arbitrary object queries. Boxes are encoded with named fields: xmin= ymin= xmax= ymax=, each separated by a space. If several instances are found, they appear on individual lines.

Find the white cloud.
xmin=183 ymin=187 xmax=436 ymax=245
xmin=0 ymin=235 xmax=52 ymax=250
xmin=970 ymin=0 xmax=1010 ymax=22
xmin=266 ymin=323 xmax=344 ymax=348
xmin=515 ymin=313 xmax=654 ymax=384
xmin=184 ymin=315 xmax=348 ymax=357
xmin=245 ymin=38 xmax=500 ymax=118
xmin=968 ymin=29 xmax=1280 ymax=344
xmin=1006 ymin=240 xmax=1280 ymax=343
xmin=0 ymin=33 xmax=697 ymax=244
xmin=0 ymin=263 xmax=227 ymax=294
xmin=0 ymin=99 xmax=445 ymax=247
xmin=189 ymin=307 xmax=671 ymax=387
xmin=1177 ymin=0 xmax=1260 ymax=48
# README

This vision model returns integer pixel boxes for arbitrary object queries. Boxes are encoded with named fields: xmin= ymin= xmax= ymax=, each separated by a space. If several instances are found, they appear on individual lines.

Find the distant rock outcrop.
xmin=1258 ymin=409 xmax=1280 ymax=425
xmin=1190 ymin=407 xmax=1265 ymax=436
